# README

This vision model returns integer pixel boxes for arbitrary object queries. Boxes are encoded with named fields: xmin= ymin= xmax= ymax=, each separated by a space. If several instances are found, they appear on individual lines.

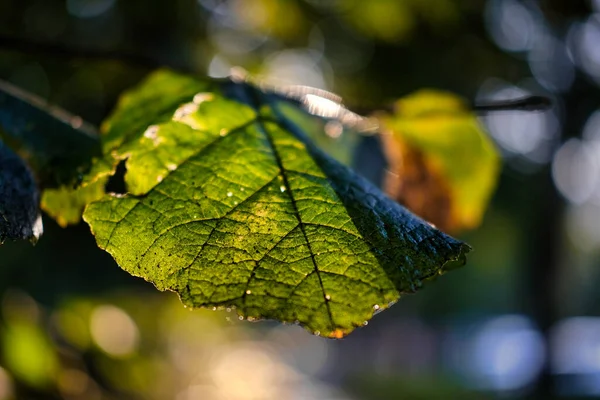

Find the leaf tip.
xmin=442 ymin=241 xmax=471 ymax=272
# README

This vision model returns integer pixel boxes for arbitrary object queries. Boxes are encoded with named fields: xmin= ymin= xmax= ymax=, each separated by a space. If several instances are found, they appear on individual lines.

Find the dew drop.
xmin=156 ymin=175 xmax=164 ymax=183
xmin=167 ymin=163 xmax=177 ymax=171
xmin=246 ymin=290 xmax=252 ymax=295
xmin=220 ymin=128 xmax=228 ymax=136
xmin=173 ymin=103 xmax=198 ymax=120
xmin=280 ymin=185 xmax=286 ymax=192
xmin=226 ymin=308 xmax=231 ymax=312
xmin=247 ymin=316 xmax=256 ymax=322
xmin=143 ymin=125 xmax=159 ymax=139
xmin=227 ymin=192 xmax=233 ymax=197
xmin=212 ymin=307 xmax=217 ymax=311
xmin=325 ymin=294 xmax=331 ymax=300
xmin=363 ymin=321 xmax=368 ymax=326
xmin=314 ymin=331 xmax=321 ymax=336
xmin=324 ymin=120 xmax=343 ymax=138
xmin=70 ymin=116 xmax=83 ymax=129
xmin=238 ymin=316 xmax=244 ymax=320
xmin=234 ymin=201 xmax=238 ymax=205
xmin=193 ymin=92 xmax=214 ymax=104
xmin=373 ymin=304 xmax=380 ymax=310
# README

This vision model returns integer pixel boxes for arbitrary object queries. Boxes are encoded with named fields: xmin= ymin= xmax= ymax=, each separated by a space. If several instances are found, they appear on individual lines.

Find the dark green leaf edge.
xmin=0 ymin=140 xmax=43 ymax=243
xmin=0 ymin=80 xmax=101 ymax=187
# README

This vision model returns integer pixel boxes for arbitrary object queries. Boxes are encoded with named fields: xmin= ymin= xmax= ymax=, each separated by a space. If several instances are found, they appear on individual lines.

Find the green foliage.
xmin=2 ymin=319 xmax=58 ymax=388
xmin=82 ymin=71 xmax=469 ymax=337
xmin=275 ymin=100 xmax=362 ymax=167
xmin=380 ymin=90 xmax=500 ymax=233
xmin=82 ymin=70 xmax=213 ymax=188
xmin=41 ymin=178 xmax=107 ymax=227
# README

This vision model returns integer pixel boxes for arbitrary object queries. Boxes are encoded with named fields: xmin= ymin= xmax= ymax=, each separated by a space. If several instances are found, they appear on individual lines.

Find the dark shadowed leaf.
xmin=0 ymin=140 xmax=42 ymax=243
xmin=0 ymin=80 xmax=100 ymax=186
xmin=83 ymin=71 xmax=469 ymax=338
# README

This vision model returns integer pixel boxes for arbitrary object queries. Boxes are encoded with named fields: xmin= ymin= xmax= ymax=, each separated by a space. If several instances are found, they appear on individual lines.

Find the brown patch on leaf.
xmin=382 ymin=132 xmax=456 ymax=234
xmin=328 ymin=329 xmax=347 ymax=339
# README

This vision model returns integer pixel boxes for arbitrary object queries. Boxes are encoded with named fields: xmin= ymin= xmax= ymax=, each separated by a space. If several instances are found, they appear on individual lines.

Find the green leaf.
xmin=83 ymin=71 xmax=469 ymax=338
xmin=36 ymin=70 xmax=213 ymax=226
xmin=0 ymin=80 xmax=100 ymax=186
xmin=274 ymin=99 xmax=361 ymax=167
xmin=41 ymin=178 xmax=107 ymax=227
xmin=380 ymin=89 xmax=500 ymax=234
xmin=2 ymin=320 xmax=59 ymax=388
xmin=82 ymin=69 xmax=213 ymax=187
xmin=0 ymin=140 xmax=42 ymax=243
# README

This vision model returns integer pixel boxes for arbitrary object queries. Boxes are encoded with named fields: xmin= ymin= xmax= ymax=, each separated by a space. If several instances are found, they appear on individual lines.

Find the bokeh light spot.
xmin=90 ymin=305 xmax=139 ymax=357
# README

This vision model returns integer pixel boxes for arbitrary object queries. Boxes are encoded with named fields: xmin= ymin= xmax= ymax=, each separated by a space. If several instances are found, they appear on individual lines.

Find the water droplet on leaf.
xmin=70 ymin=116 xmax=83 ymax=129
xmin=193 ymin=92 xmax=214 ymax=104
xmin=143 ymin=125 xmax=159 ymax=139
xmin=173 ymin=103 xmax=198 ymax=120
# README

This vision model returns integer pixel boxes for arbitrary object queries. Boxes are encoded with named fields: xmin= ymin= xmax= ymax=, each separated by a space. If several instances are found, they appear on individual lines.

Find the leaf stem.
xmin=473 ymin=95 xmax=553 ymax=113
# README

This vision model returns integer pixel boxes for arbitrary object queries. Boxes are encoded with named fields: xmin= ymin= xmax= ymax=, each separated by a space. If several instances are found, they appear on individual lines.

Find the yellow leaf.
xmin=41 ymin=178 xmax=107 ymax=227
xmin=380 ymin=90 xmax=501 ymax=234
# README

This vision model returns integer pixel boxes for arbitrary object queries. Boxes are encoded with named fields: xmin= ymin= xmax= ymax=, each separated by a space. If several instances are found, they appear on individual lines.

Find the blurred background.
xmin=0 ymin=0 xmax=599 ymax=398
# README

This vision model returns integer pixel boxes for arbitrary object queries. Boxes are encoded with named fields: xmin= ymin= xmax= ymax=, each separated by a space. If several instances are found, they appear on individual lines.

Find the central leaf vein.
xmin=256 ymin=118 xmax=336 ymax=332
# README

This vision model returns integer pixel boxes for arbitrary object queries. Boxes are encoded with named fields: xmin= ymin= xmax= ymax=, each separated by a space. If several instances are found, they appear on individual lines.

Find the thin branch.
xmin=473 ymin=95 xmax=553 ymax=113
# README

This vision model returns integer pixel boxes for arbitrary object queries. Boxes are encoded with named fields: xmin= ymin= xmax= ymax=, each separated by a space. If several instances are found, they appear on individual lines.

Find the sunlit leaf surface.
xmin=83 ymin=70 xmax=469 ymax=338
xmin=0 ymin=140 xmax=42 ymax=243
xmin=380 ymin=90 xmax=500 ymax=234
xmin=41 ymin=178 xmax=106 ymax=227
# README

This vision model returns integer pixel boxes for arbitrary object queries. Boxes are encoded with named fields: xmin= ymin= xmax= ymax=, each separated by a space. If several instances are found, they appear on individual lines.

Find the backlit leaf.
xmin=380 ymin=90 xmax=500 ymax=234
xmin=41 ymin=178 xmax=107 ymax=227
xmin=0 ymin=80 xmax=105 ymax=229
xmin=83 ymin=71 xmax=469 ymax=338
